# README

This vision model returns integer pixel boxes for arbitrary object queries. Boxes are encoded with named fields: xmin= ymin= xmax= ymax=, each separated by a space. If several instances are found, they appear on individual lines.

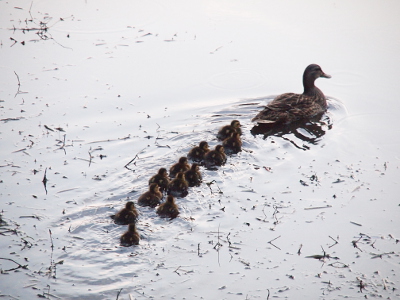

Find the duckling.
xmin=185 ymin=163 xmax=202 ymax=187
xmin=204 ymin=145 xmax=226 ymax=168
xmin=169 ymin=157 xmax=190 ymax=178
xmin=111 ymin=201 xmax=139 ymax=225
xmin=167 ymin=172 xmax=189 ymax=198
xmin=149 ymin=168 xmax=170 ymax=193
xmin=222 ymin=132 xmax=242 ymax=154
xmin=252 ymin=64 xmax=331 ymax=124
xmin=156 ymin=195 xmax=180 ymax=219
xmin=187 ymin=141 xmax=210 ymax=162
xmin=137 ymin=183 xmax=162 ymax=208
xmin=120 ymin=223 xmax=140 ymax=246
xmin=217 ymin=120 xmax=242 ymax=140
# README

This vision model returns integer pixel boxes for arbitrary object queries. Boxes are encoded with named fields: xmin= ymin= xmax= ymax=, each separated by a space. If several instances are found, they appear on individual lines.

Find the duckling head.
xmin=178 ymin=157 xmax=188 ymax=164
xmin=199 ymin=141 xmax=209 ymax=150
xmin=125 ymin=201 xmax=135 ymax=210
xmin=128 ymin=223 xmax=137 ymax=232
xmin=158 ymin=168 xmax=168 ymax=176
xmin=231 ymin=120 xmax=241 ymax=129
xmin=216 ymin=145 xmax=225 ymax=153
xmin=176 ymin=172 xmax=186 ymax=180
xmin=167 ymin=195 xmax=175 ymax=203
xmin=149 ymin=183 xmax=160 ymax=193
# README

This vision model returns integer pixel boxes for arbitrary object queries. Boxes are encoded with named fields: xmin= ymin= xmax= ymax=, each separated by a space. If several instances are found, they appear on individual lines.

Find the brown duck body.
xmin=223 ymin=132 xmax=242 ymax=154
xmin=156 ymin=195 xmax=180 ymax=219
xmin=185 ymin=163 xmax=202 ymax=187
xmin=111 ymin=201 xmax=139 ymax=225
xmin=169 ymin=157 xmax=190 ymax=178
xmin=252 ymin=64 xmax=331 ymax=124
xmin=168 ymin=172 xmax=189 ymax=198
xmin=217 ymin=120 xmax=242 ymax=140
xmin=204 ymin=145 xmax=226 ymax=168
xmin=187 ymin=141 xmax=210 ymax=162
xmin=149 ymin=168 xmax=170 ymax=193
xmin=120 ymin=223 xmax=140 ymax=246
xmin=137 ymin=183 xmax=163 ymax=208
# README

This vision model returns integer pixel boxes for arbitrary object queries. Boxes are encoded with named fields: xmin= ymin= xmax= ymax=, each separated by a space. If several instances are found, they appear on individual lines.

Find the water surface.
xmin=1 ymin=1 xmax=399 ymax=299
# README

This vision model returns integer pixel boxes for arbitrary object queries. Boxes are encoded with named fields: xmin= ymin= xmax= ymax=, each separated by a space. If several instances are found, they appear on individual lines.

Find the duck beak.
xmin=320 ymin=72 xmax=331 ymax=79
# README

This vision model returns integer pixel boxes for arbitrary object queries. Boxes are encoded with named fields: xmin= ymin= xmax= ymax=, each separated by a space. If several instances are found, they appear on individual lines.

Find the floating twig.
xmin=350 ymin=221 xmax=362 ymax=226
xmin=306 ymin=246 xmax=339 ymax=261
xmin=328 ymin=262 xmax=349 ymax=268
xmin=14 ymin=71 xmax=22 ymax=97
xmin=328 ymin=235 xmax=339 ymax=248
xmin=42 ymin=168 xmax=48 ymax=195
xmin=116 ymin=288 xmax=123 ymax=300
xmin=124 ymin=147 xmax=147 ymax=170
xmin=49 ymin=229 xmax=54 ymax=250
xmin=351 ymin=236 xmax=363 ymax=252
xmin=267 ymin=235 xmax=281 ymax=250
xmin=206 ymin=180 xmax=223 ymax=194
xmin=370 ymin=251 xmax=395 ymax=259
xmin=297 ymin=244 xmax=303 ymax=255
xmin=0 ymin=257 xmax=28 ymax=272
xmin=304 ymin=205 xmax=332 ymax=210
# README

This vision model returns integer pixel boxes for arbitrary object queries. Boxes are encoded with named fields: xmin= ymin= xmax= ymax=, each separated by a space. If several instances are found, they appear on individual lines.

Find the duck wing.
xmin=252 ymin=93 xmax=322 ymax=123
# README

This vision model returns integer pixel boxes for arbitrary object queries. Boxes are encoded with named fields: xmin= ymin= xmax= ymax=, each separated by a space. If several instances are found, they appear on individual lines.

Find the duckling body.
xmin=252 ymin=64 xmax=331 ymax=124
xmin=156 ymin=195 xmax=180 ymax=219
xmin=149 ymin=168 xmax=170 ymax=193
xmin=169 ymin=157 xmax=190 ymax=178
xmin=187 ymin=141 xmax=210 ymax=163
xmin=168 ymin=172 xmax=189 ymax=198
xmin=217 ymin=120 xmax=242 ymax=141
xmin=185 ymin=163 xmax=202 ymax=187
xmin=120 ymin=223 xmax=140 ymax=246
xmin=223 ymin=132 xmax=242 ymax=154
xmin=111 ymin=201 xmax=139 ymax=225
xmin=204 ymin=145 xmax=226 ymax=168
xmin=137 ymin=183 xmax=162 ymax=208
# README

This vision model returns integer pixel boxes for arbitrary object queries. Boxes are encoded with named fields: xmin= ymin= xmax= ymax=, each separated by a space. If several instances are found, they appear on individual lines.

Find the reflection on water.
xmin=251 ymin=113 xmax=332 ymax=150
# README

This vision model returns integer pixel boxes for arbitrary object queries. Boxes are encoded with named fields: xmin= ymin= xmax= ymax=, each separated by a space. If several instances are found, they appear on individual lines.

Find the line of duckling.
xmin=111 ymin=120 xmax=243 ymax=247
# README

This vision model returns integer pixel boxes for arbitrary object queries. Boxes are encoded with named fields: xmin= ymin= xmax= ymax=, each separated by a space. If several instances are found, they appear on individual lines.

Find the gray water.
xmin=1 ymin=1 xmax=399 ymax=299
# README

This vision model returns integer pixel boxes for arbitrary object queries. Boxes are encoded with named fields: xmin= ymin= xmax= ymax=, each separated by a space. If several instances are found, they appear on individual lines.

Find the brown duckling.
xmin=111 ymin=201 xmax=139 ymax=225
xmin=169 ymin=157 xmax=190 ymax=178
xmin=184 ymin=163 xmax=202 ymax=187
xmin=187 ymin=141 xmax=210 ymax=162
xmin=120 ymin=223 xmax=140 ymax=246
xmin=217 ymin=120 xmax=242 ymax=140
xmin=137 ymin=183 xmax=162 ymax=208
xmin=222 ymin=132 xmax=242 ymax=154
xmin=252 ymin=64 xmax=331 ymax=124
xmin=149 ymin=167 xmax=170 ymax=193
xmin=167 ymin=172 xmax=189 ymax=198
xmin=156 ymin=195 xmax=180 ymax=219
xmin=204 ymin=145 xmax=226 ymax=168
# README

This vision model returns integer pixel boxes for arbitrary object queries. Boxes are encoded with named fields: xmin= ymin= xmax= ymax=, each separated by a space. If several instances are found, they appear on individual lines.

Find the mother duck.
xmin=252 ymin=64 xmax=331 ymax=124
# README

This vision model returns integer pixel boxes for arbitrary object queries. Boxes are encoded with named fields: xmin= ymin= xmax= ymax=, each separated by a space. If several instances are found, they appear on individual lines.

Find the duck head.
xmin=303 ymin=64 xmax=331 ymax=92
